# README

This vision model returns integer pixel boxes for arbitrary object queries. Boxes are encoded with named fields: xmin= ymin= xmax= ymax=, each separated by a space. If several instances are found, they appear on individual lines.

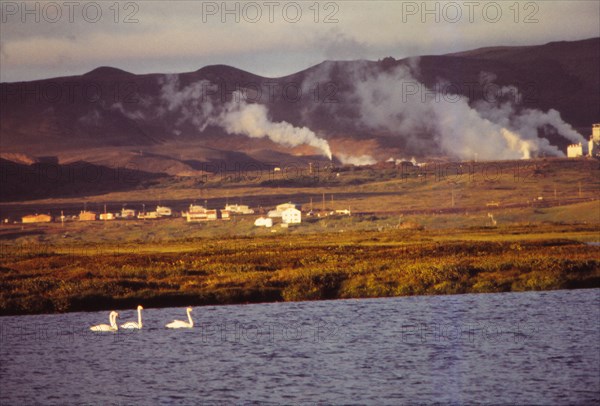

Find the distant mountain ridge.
xmin=1 ymin=37 xmax=598 ymax=168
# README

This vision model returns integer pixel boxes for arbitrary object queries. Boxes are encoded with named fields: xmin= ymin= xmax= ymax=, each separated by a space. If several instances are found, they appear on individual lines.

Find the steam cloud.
xmin=304 ymin=62 xmax=586 ymax=160
xmin=218 ymin=92 xmax=332 ymax=160
xmin=337 ymin=153 xmax=376 ymax=166
xmin=154 ymin=64 xmax=585 ymax=164
xmin=158 ymin=75 xmax=332 ymax=160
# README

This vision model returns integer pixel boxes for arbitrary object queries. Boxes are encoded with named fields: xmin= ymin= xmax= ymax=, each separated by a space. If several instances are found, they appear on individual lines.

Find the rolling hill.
xmin=1 ymin=37 xmax=598 ymax=175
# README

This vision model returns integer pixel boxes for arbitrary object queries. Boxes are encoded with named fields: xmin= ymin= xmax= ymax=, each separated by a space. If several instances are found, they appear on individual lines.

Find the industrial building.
xmin=589 ymin=123 xmax=600 ymax=157
xmin=567 ymin=124 xmax=600 ymax=158
xmin=567 ymin=143 xmax=583 ymax=158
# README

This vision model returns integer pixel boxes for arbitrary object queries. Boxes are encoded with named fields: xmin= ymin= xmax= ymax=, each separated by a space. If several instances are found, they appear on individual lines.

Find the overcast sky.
xmin=1 ymin=1 xmax=598 ymax=82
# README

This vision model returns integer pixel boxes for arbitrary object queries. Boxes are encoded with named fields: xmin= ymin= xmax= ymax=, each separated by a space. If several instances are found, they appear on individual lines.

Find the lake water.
xmin=1 ymin=289 xmax=599 ymax=405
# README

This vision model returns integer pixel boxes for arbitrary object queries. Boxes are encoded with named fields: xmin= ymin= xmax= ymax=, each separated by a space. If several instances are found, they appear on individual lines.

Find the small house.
xmin=99 ymin=213 xmax=115 ymax=221
xmin=156 ymin=206 xmax=172 ymax=217
xmin=121 ymin=208 xmax=136 ymax=219
xmin=282 ymin=207 xmax=301 ymax=224
xmin=254 ymin=217 xmax=273 ymax=228
xmin=138 ymin=211 xmax=159 ymax=219
xmin=79 ymin=211 xmax=97 ymax=221
xmin=185 ymin=208 xmax=218 ymax=222
xmin=224 ymin=204 xmax=254 ymax=214
xmin=22 ymin=214 xmax=52 ymax=223
xmin=276 ymin=202 xmax=300 ymax=212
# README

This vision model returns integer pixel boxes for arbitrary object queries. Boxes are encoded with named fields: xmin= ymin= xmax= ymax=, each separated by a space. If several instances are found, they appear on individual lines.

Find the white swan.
xmin=90 ymin=311 xmax=119 ymax=332
xmin=166 ymin=307 xmax=194 ymax=329
xmin=120 ymin=305 xmax=143 ymax=329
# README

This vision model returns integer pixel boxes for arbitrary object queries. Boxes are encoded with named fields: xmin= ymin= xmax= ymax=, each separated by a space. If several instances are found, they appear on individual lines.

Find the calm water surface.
xmin=1 ymin=289 xmax=599 ymax=405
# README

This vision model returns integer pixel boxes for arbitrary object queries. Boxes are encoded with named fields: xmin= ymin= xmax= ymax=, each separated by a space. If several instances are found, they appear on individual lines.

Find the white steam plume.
xmin=158 ymin=77 xmax=332 ymax=159
xmin=337 ymin=153 xmax=376 ymax=166
xmin=217 ymin=92 xmax=332 ymax=160
xmin=159 ymin=75 xmax=215 ymax=131
xmin=312 ymin=63 xmax=586 ymax=160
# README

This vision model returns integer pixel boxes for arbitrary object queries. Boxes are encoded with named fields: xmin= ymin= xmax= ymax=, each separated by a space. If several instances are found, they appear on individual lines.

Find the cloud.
xmin=2 ymin=1 xmax=598 ymax=82
xmin=317 ymin=28 xmax=369 ymax=60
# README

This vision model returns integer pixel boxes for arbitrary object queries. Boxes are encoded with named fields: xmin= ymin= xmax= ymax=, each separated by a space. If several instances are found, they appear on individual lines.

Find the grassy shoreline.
xmin=1 ymin=223 xmax=598 ymax=316
xmin=1 ymin=158 xmax=598 ymax=316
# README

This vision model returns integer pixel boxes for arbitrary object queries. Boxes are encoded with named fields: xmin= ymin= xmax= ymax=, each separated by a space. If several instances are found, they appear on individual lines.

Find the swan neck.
xmin=187 ymin=309 xmax=193 ymax=326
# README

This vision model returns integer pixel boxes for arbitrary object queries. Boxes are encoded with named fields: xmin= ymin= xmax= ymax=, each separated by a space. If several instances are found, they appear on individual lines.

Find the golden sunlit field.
xmin=1 ymin=158 xmax=599 ymax=315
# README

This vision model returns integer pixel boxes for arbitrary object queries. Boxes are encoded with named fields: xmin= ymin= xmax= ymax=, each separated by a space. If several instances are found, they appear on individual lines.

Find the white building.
xmin=156 ymin=206 xmax=172 ymax=217
xmin=121 ymin=208 xmax=136 ymax=219
xmin=254 ymin=217 xmax=273 ymax=227
xmin=276 ymin=202 xmax=300 ymax=212
xmin=188 ymin=204 xmax=206 ymax=213
xmin=224 ymin=204 xmax=254 ymax=214
xmin=589 ymin=123 xmax=600 ymax=157
xmin=335 ymin=209 xmax=352 ymax=216
xmin=138 ymin=211 xmax=159 ymax=219
xmin=99 ymin=213 xmax=115 ymax=221
xmin=567 ymin=143 xmax=583 ymax=158
xmin=592 ymin=123 xmax=600 ymax=141
xmin=267 ymin=209 xmax=282 ymax=218
xmin=282 ymin=208 xmax=301 ymax=224
xmin=268 ymin=202 xmax=301 ymax=218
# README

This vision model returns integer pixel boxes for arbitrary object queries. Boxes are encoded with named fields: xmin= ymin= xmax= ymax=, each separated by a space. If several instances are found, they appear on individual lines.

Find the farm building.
xmin=99 ymin=213 xmax=115 ymax=221
xmin=185 ymin=209 xmax=218 ymax=222
xmin=156 ymin=206 xmax=172 ymax=217
xmin=254 ymin=217 xmax=273 ymax=227
xmin=22 ymin=214 xmax=52 ymax=223
xmin=276 ymin=202 xmax=300 ymax=212
xmin=220 ymin=210 xmax=231 ymax=220
xmin=224 ymin=204 xmax=254 ymax=214
xmin=78 ymin=211 xmax=97 ymax=221
xmin=121 ymin=208 xmax=136 ymax=219
xmin=282 ymin=208 xmax=301 ymax=224
xmin=267 ymin=209 xmax=282 ymax=218
xmin=187 ymin=204 xmax=206 ymax=213
xmin=268 ymin=202 xmax=301 ymax=218
xmin=138 ymin=211 xmax=159 ymax=219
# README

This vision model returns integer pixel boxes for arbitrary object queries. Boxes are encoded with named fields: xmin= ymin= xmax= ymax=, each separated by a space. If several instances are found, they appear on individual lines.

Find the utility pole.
xmin=322 ymin=192 xmax=325 ymax=211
